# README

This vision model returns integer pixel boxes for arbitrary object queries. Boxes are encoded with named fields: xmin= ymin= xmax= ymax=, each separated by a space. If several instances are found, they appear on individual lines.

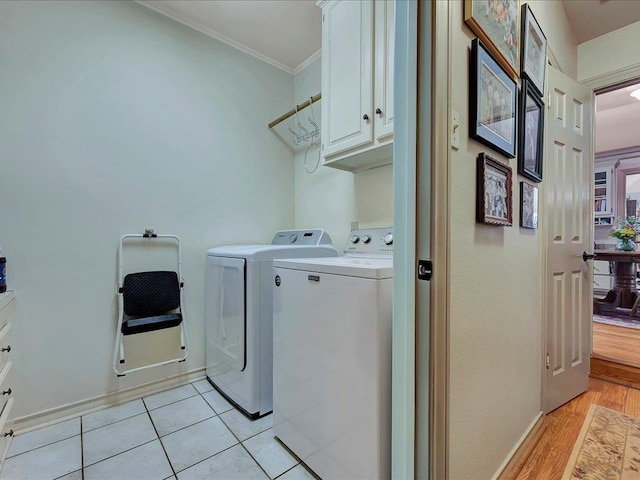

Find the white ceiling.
xmin=562 ymin=0 xmax=640 ymax=44
xmin=137 ymin=0 xmax=321 ymax=74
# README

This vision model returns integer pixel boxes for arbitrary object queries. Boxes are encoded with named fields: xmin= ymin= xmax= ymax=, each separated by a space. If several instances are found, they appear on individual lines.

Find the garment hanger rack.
xmin=268 ymin=92 xmax=321 ymax=129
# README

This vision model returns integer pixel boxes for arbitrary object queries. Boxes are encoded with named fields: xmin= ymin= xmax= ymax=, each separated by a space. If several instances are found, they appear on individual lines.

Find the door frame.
xmin=391 ymin=0 xmax=418 ymax=477
xmin=583 ymin=69 xmax=640 ymax=372
xmin=392 ymin=1 xmax=448 ymax=478
xmin=429 ymin=1 xmax=450 ymax=479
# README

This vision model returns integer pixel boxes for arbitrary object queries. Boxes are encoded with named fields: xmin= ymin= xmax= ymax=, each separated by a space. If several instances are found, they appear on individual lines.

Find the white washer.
xmin=273 ymin=227 xmax=393 ymax=479
xmin=206 ymin=229 xmax=336 ymax=419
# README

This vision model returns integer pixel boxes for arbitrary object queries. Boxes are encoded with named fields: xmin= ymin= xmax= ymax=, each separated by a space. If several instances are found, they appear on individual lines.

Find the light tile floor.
xmin=0 ymin=380 xmax=313 ymax=480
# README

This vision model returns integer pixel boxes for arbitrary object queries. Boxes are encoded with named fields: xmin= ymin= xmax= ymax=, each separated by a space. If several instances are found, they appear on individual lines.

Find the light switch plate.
xmin=451 ymin=110 xmax=460 ymax=150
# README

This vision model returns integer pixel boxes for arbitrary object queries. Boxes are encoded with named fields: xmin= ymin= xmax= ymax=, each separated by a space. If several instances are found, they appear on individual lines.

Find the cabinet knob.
xmin=375 ymin=108 xmax=382 ymax=115
xmin=362 ymin=114 xmax=369 ymax=121
xmin=3 ymin=430 xmax=13 ymax=438
xmin=1 ymin=346 xmax=10 ymax=353
xmin=2 ymin=389 xmax=11 ymax=396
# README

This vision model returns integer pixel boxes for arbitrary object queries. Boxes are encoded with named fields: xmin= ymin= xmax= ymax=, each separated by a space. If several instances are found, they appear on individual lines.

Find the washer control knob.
xmin=350 ymin=235 xmax=360 ymax=244
xmin=289 ymin=234 xmax=298 ymax=243
xmin=384 ymin=233 xmax=393 ymax=245
xmin=361 ymin=235 xmax=372 ymax=244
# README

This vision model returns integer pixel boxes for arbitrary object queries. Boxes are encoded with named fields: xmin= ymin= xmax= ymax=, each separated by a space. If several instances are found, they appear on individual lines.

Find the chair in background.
xmin=112 ymin=230 xmax=189 ymax=376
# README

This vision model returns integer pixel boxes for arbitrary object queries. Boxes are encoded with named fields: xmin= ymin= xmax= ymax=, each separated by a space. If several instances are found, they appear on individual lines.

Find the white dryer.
xmin=205 ymin=229 xmax=336 ymax=419
xmin=273 ymin=227 xmax=393 ymax=480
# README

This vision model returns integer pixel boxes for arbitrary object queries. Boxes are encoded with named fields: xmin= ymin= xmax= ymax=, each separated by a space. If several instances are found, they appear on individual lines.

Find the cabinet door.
xmin=594 ymin=166 xmax=613 ymax=216
xmin=321 ymin=0 xmax=374 ymax=159
xmin=374 ymin=0 xmax=394 ymax=141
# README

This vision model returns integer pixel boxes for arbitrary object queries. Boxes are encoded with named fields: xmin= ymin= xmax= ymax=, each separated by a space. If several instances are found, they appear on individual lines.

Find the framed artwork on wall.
xmin=465 ymin=0 xmax=520 ymax=79
xmin=520 ymin=4 xmax=547 ymax=96
xmin=470 ymin=38 xmax=517 ymax=158
xmin=477 ymin=152 xmax=513 ymax=226
xmin=518 ymin=79 xmax=544 ymax=182
xmin=520 ymin=181 xmax=539 ymax=229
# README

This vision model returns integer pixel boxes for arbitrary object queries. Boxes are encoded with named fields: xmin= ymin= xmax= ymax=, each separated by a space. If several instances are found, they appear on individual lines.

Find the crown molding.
xmin=136 ymin=0 xmax=297 ymax=75
xmin=294 ymin=49 xmax=322 ymax=75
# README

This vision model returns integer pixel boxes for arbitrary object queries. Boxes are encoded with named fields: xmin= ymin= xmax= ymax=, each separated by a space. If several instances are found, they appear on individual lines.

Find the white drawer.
xmin=0 ymin=397 xmax=15 ymax=468
xmin=0 ymin=363 xmax=14 ymax=418
xmin=0 ymin=301 xmax=13 ymax=331
xmin=0 ymin=324 xmax=12 ymax=372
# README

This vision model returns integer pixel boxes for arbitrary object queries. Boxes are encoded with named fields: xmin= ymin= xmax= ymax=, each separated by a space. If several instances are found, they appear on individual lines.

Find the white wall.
xmin=447 ymin=2 xmax=577 ymax=477
xmin=293 ymin=58 xmax=393 ymax=248
xmin=578 ymin=21 xmax=640 ymax=83
xmin=0 ymin=0 xmax=294 ymax=419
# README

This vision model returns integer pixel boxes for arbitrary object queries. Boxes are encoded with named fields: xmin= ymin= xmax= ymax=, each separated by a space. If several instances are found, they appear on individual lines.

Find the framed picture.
xmin=518 ymin=79 xmax=544 ymax=182
xmin=520 ymin=181 xmax=538 ymax=229
xmin=470 ymin=38 xmax=517 ymax=158
xmin=465 ymin=0 xmax=520 ymax=79
xmin=477 ymin=152 xmax=513 ymax=226
xmin=520 ymin=4 xmax=547 ymax=96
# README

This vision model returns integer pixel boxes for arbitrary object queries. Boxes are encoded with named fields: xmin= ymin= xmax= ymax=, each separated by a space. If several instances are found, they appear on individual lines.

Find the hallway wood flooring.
xmin=515 ymin=376 xmax=640 ymax=480
xmin=593 ymin=321 xmax=640 ymax=367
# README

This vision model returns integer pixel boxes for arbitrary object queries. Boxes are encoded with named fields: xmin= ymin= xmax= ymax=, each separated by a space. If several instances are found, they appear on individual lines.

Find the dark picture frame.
xmin=477 ymin=152 xmax=513 ymax=226
xmin=518 ymin=79 xmax=544 ymax=182
xmin=520 ymin=181 xmax=539 ymax=229
xmin=465 ymin=0 xmax=520 ymax=79
xmin=520 ymin=4 xmax=547 ymax=96
xmin=470 ymin=38 xmax=517 ymax=158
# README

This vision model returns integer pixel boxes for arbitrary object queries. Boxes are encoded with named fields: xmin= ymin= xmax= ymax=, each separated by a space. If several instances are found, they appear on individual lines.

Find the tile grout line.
xmin=164 ymin=387 xmax=241 ymax=476
xmin=215 ymin=410 xmax=273 ymax=479
xmin=5 ymin=432 xmax=81 ymax=461
xmin=83 ymin=438 xmax=158 ymax=470
xmin=143 ymin=395 xmax=178 ymax=479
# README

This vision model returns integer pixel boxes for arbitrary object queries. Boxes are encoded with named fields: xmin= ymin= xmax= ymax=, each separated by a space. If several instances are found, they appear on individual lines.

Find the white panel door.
xmin=544 ymin=66 xmax=592 ymax=413
xmin=321 ymin=0 xmax=374 ymax=159
xmin=374 ymin=0 xmax=394 ymax=141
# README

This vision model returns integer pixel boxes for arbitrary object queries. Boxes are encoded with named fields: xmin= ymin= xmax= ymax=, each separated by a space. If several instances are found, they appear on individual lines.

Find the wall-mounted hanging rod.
xmin=268 ymin=92 xmax=321 ymax=129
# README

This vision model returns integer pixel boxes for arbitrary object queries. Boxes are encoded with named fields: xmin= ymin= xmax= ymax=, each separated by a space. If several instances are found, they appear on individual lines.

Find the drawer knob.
xmin=375 ymin=108 xmax=382 ymax=115
xmin=1 ymin=346 xmax=10 ymax=353
xmin=362 ymin=114 xmax=369 ymax=121
xmin=2 ymin=389 xmax=11 ymax=396
xmin=3 ymin=430 xmax=12 ymax=438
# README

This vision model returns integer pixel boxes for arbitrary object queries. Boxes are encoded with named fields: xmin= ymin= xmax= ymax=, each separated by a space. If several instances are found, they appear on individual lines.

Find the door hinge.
xmin=547 ymin=92 xmax=551 ymax=110
xmin=546 ymin=353 xmax=550 ymax=369
xmin=322 ymin=13 xmax=325 ymax=22
xmin=417 ymin=259 xmax=432 ymax=281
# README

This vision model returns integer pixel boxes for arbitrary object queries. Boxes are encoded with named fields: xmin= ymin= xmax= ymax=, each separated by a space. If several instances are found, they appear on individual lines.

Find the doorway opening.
xmin=592 ymin=78 xmax=640 ymax=373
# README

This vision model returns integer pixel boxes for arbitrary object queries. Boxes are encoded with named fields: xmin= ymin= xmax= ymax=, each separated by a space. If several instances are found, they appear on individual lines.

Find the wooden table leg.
xmin=614 ymin=261 xmax=638 ymax=309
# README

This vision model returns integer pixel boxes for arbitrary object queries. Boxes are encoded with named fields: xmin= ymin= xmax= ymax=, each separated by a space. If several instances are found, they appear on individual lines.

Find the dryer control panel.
xmin=271 ymin=229 xmax=333 ymax=246
xmin=344 ymin=227 xmax=394 ymax=257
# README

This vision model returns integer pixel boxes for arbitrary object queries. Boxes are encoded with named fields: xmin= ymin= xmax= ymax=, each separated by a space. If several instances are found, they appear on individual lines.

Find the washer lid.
xmin=207 ymin=245 xmax=337 ymax=262
xmin=273 ymin=257 xmax=393 ymax=279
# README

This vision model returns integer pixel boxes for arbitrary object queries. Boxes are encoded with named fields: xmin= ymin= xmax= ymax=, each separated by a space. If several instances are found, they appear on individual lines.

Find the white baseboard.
xmin=492 ymin=411 xmax=545 ymax=480
xmin=13 ymin=367 xmax=206 ymax=435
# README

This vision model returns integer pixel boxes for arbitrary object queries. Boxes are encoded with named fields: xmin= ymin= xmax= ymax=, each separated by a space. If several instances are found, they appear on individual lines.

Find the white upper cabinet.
xmin=374 ymin=0 xmax=394 ymax=142
xmin=319 ymin=0 xmax=394 ymax=172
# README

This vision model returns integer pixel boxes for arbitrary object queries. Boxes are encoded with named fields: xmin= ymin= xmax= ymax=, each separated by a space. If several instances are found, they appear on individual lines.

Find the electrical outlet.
xmin=351 ymin=221 xmax=359 ymax=230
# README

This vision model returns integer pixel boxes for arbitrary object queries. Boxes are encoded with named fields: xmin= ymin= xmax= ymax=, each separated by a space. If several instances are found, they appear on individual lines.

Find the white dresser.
xmin=0 ymin=292 xmax=15 ymax=469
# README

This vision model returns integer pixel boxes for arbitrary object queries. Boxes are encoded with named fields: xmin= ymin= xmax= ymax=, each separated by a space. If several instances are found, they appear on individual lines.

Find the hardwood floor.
xmin=516 ymin=377 xmax=640 ymax=480
xmin=592 ymin=321 xmax=640 ymax=367
xmin=591 ymin=357 xmax=640 ymax=388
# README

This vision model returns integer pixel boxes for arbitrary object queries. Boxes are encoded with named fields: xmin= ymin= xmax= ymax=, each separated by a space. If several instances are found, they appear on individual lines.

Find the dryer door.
xmin=206 ymin=256 xmax=246 ymax=373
